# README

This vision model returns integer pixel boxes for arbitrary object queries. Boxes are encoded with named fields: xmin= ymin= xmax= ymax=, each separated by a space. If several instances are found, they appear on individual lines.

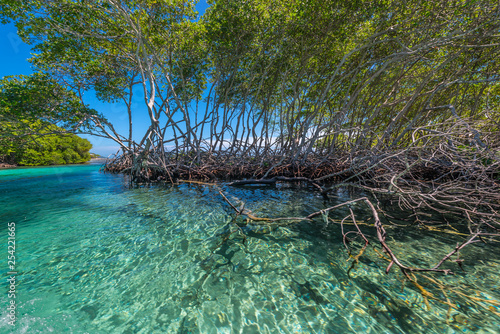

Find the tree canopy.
xmin=0 ymin=122 xmax=93 ymax=166
xmin=0 ymin=73 xmax=99 ymax=137
xmin=0 ymin=0 xmax=498 ymax=177
xmin=2 ymin=0 xmax=498 ymax=159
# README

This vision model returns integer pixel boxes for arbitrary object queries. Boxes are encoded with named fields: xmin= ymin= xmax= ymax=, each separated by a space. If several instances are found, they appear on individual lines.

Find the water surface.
xmin=0 ymin=165 xmax=499 ymax=333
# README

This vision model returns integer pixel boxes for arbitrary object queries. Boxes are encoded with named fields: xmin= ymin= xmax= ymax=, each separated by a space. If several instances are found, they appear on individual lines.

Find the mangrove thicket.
xmin=2 ymin=0 xmax=500 ymax=304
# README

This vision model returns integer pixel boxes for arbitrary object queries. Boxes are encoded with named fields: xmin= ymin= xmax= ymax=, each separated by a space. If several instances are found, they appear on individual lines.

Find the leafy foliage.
xmin=0 ymin=73 xmax=99 ymax=136
xmin=0 ymin=121 xmax=92 ymax=166
xmin=204 ymin=0 xmax=500 ymax=151
xmin=0 ymin=74 xmax=97 ymax=165
xmin=1 ymin=0 xmax=499 ymax=160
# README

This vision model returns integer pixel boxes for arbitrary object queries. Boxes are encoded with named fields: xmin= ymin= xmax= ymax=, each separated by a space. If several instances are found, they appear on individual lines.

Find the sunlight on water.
xmin=0 ymin=165 xmax=499 ymax=333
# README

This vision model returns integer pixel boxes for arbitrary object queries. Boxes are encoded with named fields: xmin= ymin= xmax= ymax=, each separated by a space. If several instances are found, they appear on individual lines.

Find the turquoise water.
xmin=0 ymin=165 xmax=499 ymax=333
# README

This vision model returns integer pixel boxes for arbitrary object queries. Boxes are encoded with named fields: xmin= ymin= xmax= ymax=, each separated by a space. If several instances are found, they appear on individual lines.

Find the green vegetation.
xmin=0 ymin=119 xmax=92 ymax=166
xmin=0 ymin=0 xmax=499 ymax=315
xmin=0 ymin=122 xmax=92 ymax=166
xmin=0 ymin=0 xmax=498 ymax=179
xmin=16 ymin=133 xmax=92 ymax=166
xmin=0 ymin=74 xmax=99 ymax=137
xmin=0 ymin=74 xmax=97 ymax=166
xmin=1 ymin=0 xmax=497 ymax=159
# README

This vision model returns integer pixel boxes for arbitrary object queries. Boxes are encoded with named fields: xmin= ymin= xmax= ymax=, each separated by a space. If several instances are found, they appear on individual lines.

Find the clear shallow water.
xmin=0 ymin=165 xmax=499 ymax=333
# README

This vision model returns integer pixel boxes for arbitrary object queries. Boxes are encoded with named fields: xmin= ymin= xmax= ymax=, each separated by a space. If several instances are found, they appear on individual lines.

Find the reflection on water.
xmin=0 ymin=165 xmax=499 ymax=333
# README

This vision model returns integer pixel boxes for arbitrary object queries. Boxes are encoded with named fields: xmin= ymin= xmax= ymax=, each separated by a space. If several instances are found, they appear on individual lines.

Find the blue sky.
xmin=0 ymin=1 xmax=209 ymax=157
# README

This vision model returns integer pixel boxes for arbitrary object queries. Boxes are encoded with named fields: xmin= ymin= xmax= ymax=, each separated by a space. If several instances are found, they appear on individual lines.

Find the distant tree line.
xmin=0 ymin=122 xmax=92 ymax=166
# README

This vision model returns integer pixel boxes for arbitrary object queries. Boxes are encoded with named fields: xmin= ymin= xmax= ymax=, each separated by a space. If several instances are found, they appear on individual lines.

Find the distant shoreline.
xmin=0 ymin=163 xmax=16 ymax=169
xmin=88 ymin=158 xmax=107 ymax=165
